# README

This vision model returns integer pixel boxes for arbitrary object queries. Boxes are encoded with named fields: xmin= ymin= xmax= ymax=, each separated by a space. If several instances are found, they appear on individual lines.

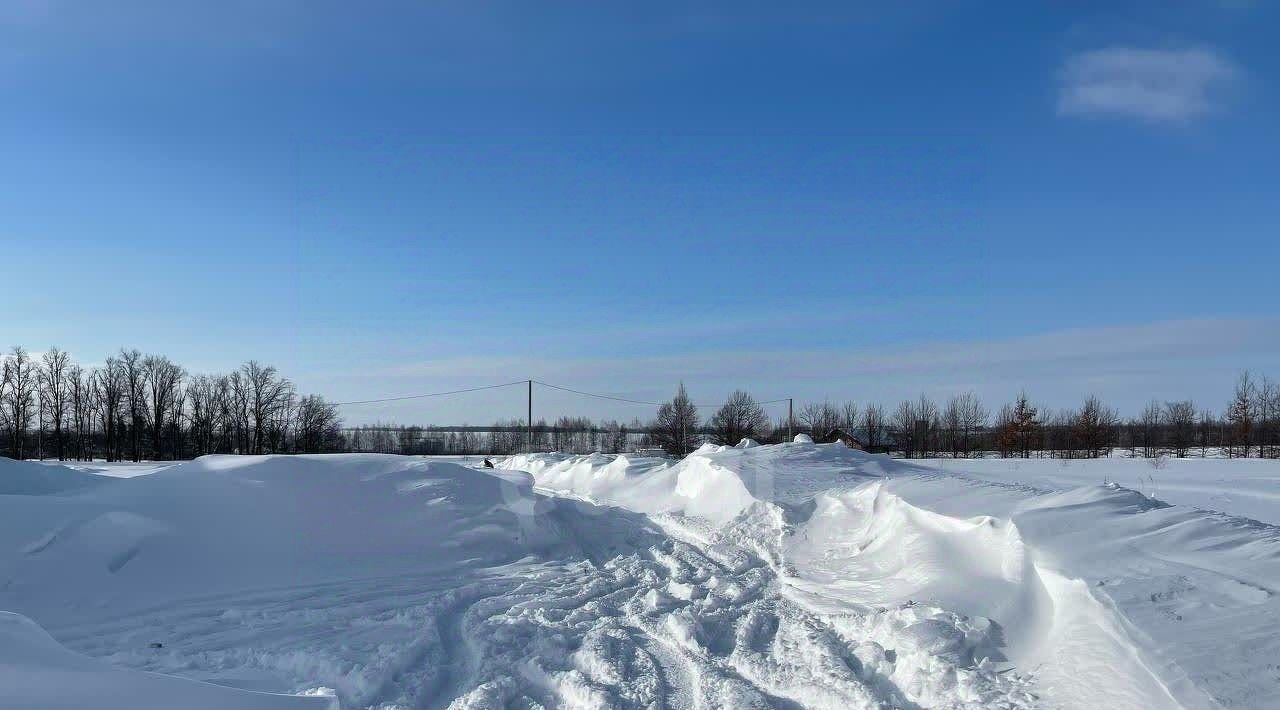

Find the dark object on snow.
xmin=820 ymin=428 xmax=867 ymax=450
xmin=482 ymin=458 xmax=495 ymax=468
xmin=148 ymin=642 xmax=164 ymax=649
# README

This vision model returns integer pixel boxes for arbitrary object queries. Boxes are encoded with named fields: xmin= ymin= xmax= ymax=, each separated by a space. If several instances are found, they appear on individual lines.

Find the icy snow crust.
xmin=2 ymin=448 xmax=1276 ymax=708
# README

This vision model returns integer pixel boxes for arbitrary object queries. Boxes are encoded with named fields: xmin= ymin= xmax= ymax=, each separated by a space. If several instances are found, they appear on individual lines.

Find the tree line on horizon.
xmin=343 ymin=372 xmax=1280 ymax=460
xmin=7 ymin=344 xmax=1274 ymax=463
xmin=1 ymin=346 xmax=343 ymax=462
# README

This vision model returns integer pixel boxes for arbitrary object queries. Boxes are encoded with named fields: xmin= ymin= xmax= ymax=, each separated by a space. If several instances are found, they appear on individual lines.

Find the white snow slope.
xmin=0 ymin=457 xmax=108 ymax=495
xmin=2 ymin=447 xmax=1276 ymax=708
xmin=502 ymin=443 xmax=1280 ymax=710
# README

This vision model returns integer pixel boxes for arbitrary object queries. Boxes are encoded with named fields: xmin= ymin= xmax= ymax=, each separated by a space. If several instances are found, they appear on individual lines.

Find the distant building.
xmin=820 ymin=428 xmax=867 ymax=450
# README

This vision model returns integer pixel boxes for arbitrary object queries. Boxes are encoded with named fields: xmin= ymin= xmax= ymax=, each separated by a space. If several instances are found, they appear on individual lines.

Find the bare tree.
xmin=1257 ymin=375 xmax=1278 ymax=459
xmin=240 ymin=361 xmax=294 ymax=454
xmin=891 ymin=400 xmax=917 ymax=457
xmin=861 ymin=403 xmax=886 ymax=451
xmin=1138 ymin=400 xmax=1162 ymax=458
xmin=957 ymin=392 xmax=987 ymax=458
xmin=294 ymin=394 xmax=340 ymax=455
xmin=1075 ymin=395 xmax=1118 ymax=458
xmin=186 ymin=374 xmax=219 ymax=456
xmin=709 ymin=390 xmax=771 ymax=445
xmin=1164 ymin=400 xmax=1196 ymax=458
xmin=998 ymin=392 xmax=1039 ymax=459
xmin=1197 ymin=408 xmax=1216 ymax=457
xmin=1226 ymin=372 xmax=1255 ymax=458
xmin=144 ymin=355 xmax=185 ymax=460
xmin=68 ymin=364 xmax=90 ymax=460
xmin=841 ymin=402 xmax=860 ymax=433
xmin=92 ymin=358 xmax=126 ymax=461
xmin=798 ymin=400 xmax=840 ymax=440
xmin=652 ymin=383 xmax=698 ymax=457
xmin=2 ymin=347 xmax=36 ymax=459
xmin=37 ymin=348 xmax=73 ymax=460
xmin=118 ymin=349 xmax=146 ymax=461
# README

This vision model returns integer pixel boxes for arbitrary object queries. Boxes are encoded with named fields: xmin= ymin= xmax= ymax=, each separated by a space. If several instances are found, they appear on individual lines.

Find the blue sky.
xmin=2 ymin=1 xmax=1277 ymax=424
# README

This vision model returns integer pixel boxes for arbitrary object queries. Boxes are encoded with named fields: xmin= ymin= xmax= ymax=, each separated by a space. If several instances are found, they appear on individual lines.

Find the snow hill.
xmin=1 ymin=447 xmax=1277 ymax=708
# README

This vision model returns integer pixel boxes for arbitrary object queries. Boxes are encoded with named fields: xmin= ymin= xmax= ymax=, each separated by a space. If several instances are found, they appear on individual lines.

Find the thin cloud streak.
xmin=372 ymin=317 xmax=1277 ymax=382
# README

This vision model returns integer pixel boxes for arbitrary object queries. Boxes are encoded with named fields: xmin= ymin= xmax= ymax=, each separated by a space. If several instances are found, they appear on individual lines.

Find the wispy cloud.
xmin=1057 ymin=47 xmax=1236 ymax=123
xmin=365 ymin=317 xmax=1279 ymax=387
xmin=320 ymin=317 xmax=1280 ymax=421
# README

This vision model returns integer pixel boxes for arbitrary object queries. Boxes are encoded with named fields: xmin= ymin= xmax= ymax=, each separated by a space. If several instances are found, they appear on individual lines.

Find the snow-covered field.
xmin=914 ymin=455 xmax=1280 ymax=525
xmin=1 ymin=445 xmax=1277 ymax=709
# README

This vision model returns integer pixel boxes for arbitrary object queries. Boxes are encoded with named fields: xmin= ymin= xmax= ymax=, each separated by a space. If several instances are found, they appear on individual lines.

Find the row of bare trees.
xmin=642 ymin=371 xmax=1280 ymax=459
xmin=1 ymin=346 xmax=343 ymax=461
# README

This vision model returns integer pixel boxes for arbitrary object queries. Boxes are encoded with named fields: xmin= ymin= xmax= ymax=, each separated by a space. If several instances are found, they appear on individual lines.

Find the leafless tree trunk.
xmin=144 ymin=355 xmax=185 ymax=460
xmin=119 ymin=349 xmax=146 ymax=461
xmin=2 ymin=347 xmax=36 ymax=459
xmin=37 ymin=348 xmax=72 ymax=460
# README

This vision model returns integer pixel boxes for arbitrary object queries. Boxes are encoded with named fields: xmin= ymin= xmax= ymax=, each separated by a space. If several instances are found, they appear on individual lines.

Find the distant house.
xmin=820 ymin=428 xmax=867 ymax=450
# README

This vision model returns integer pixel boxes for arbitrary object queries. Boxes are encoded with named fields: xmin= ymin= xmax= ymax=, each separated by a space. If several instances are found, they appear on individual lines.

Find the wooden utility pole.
xmin=788 ymin=398 xmax=794 ymax=441
xmin=527 ymin=380 xmax=533 ymax=452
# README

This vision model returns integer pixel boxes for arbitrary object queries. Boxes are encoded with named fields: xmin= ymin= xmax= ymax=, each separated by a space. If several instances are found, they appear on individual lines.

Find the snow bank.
xmin=0 ymin=457 xmax=107 ymax=495
xmin=0 ymin=611 xmax=334 ymax=709
xmin=500 ymin=444 xmax=1280 ymax=708
xmin=0 ymin=455 xmax=577 ymax=619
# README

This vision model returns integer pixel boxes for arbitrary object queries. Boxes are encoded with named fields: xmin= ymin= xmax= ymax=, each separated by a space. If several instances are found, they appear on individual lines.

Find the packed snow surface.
xmin=2 ymin=447 xmax=1278 ymax=708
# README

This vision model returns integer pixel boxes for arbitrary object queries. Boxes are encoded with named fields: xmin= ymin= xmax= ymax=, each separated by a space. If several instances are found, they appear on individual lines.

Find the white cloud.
xmin=1057 ymin=47 xmax=1236 ymax=123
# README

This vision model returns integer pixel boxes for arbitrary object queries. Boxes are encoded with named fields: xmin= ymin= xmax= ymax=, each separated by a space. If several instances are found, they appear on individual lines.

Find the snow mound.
xmin=735 ymin=438 xmax=760 ymax=448
xmin=0 ymin=458 xmax=107 ymax=495
xmin=0 ymin=454 xmax=592 ymax=620
xmin=0 ymin=610 xmax=333 ymax=709
xmin=793 ymin=433 xmax=814 ymax=443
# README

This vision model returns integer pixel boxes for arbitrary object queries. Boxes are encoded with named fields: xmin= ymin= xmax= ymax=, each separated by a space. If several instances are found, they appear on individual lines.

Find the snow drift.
xmin=4 ymin=446 xmax=1276 ymax=708
xmin=502 ymin=441 xmax=1280 ymax=709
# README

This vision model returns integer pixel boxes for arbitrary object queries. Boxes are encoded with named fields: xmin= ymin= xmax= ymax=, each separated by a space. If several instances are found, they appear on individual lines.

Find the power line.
xmin=333 ymin=380 xmax=527 ymax=406
xmin=333 ymin=378 xmax=792 ymax=410
xmin=533 ymin=380 xmax=662 ymax=406
xmin=534 ymin=380 xmax=790 ymax=408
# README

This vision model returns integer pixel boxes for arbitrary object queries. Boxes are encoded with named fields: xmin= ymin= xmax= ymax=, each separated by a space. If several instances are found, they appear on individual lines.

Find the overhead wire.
xmin=333 ymin=380 xmax=527 ymax=406
xmin=334 ymin=378 xmax=791 ymax=409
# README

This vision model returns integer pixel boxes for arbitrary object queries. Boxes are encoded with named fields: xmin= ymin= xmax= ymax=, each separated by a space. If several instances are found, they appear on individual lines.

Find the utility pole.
xmin=527 ymin=379 xmax=533 ymax=452
xmin=788 ymin=398 xmax=794 ymax=441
